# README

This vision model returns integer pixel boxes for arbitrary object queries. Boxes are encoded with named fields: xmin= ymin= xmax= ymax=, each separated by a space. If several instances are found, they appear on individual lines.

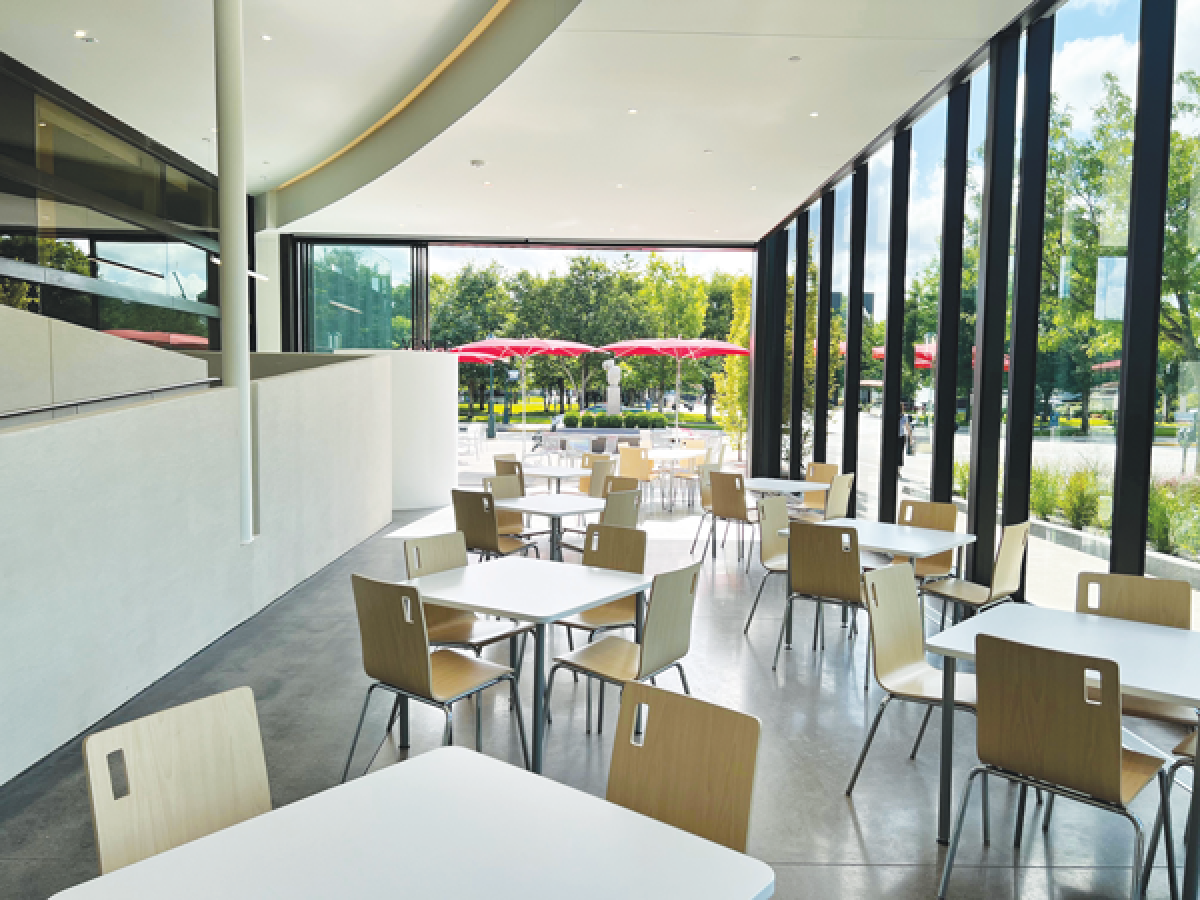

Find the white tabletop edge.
xmin=494 ymin=496 xmax=607 ymax=516
xmin=745 ymin=478 xmax=831 ymax=494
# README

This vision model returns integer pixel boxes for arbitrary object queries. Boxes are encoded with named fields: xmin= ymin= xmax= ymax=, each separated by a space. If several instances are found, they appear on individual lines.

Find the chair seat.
xmin=497 ymin=535 xmax=534 ymax=555
xmin=892 ymin=553 xmax=955 ymax=580
xmin=762 ymin=553 xmax=788 ymax=574
xmin=498 ymin=523 xmax=525 ymax=536
xmin=559 ymin=596 xmax=637 ymax=631
xmin=923 ymin=577 xmax=991 ymax=608
xmin=553 ymin=634 xmax=641 ymax=683
xmin=1175 ymin=732 xmax=1196 ymax=759
xmin=427 ymin=615 xmax=532 ymax=650
xmin=881 ymin=662 xmax=978 ymax=708
xmin=429 ymin=648 xmax=513 ymax=702
xmin=1082 ymin=688 xmax=1199 ymax=729
xmin=788 ymin=508 xmax=824 ymax=523
xmin=1120 ymin=747 xmax=1167 ymax=805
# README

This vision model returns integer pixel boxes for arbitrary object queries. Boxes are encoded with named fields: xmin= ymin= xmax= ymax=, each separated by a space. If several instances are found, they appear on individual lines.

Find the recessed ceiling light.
xmin=76 ymin=32 xmax=97 ymax=42
xmin=262 ymin=161 xmax=269 ymax=165
xmin=211 ymin=127 xmax=218 ymax=133
xmin=713 ymin=229 xmax=720 ymax=234
xmin=628 ymin=108 xmax=638 ymax=115
xmin=810 ymin=111 xmax=819 ymax=117
xmin=37 ymin=122 xmax=47 ymax=127
xmin=688 ymin=209 xmax=696 ymax=214
xmin=616 ymin=183 xmax=624 ymax=189
xmin=703 ymin=149 xmax=713 ymax=154
xmin=261 ymin=34 xmax=272 ymax=41
xmin=483 ymin=181 xmax=492 ymax=186
xmin=750 ymin=186 xmax=757 ymax=191
xmin=788 ymin=55 xmax=802 ymax=62
xmin=470 ymin=159 xmax=485 ymax=168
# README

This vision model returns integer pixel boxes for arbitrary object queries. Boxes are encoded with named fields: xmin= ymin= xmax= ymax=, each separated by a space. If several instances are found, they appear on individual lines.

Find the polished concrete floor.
xmin=0 ymin=494 xmax=1193 ymax=899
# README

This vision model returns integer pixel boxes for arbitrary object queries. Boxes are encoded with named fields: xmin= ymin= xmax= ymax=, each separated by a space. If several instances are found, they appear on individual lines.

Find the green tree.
xmin=634 ymin=254 xmax=707 ymax=410
xmin=715 ymin=275 xmax=752 ymax=458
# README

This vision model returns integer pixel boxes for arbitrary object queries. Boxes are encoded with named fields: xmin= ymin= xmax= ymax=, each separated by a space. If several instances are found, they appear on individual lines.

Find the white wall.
xmin=0 ymin=355 xmax=392 ymax=785
xmin=387 ymin=351 xmax=457 ymax=509
xmin=254 ymin=231 xmax=282 ymax=353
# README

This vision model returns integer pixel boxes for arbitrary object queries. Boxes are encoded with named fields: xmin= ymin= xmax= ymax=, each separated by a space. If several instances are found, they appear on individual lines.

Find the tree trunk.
xmin=705 ymin=385 xmax=714 ymax=423
xmin=466 ymin=376 xmax=474 ymax=417
xmin=1080 ymin=387 xmax=1090 ymax=437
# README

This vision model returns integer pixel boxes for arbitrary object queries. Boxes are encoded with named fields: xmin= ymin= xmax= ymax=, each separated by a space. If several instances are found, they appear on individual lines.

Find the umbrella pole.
xmin=675 ymin=356 xmax=682 ymax=432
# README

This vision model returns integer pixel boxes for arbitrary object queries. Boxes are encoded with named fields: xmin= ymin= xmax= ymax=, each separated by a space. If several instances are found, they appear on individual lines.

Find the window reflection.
xmin=307 ymin=245 xmax=413 ymax=351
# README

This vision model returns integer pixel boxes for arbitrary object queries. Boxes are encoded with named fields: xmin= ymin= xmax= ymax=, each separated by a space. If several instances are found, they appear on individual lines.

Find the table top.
xmin=406 ymin=556 xmax=653 ymax=623
xmin=520 ymin=465 xmax=586 ymax=479
xmin=744 ymin=478 xmax=830 ymax=495
xmin=926 ymin=602 xmax=1200 ymax=708
xmin=649 ymin=447 xmax=708 ymax=462
xmin=54 ymin=747 xmax=775 ymax=900
xmin=777 ymin=518 xmax=976 ymax=558
xmin=495 ymin=495 xmax=606 ymax=517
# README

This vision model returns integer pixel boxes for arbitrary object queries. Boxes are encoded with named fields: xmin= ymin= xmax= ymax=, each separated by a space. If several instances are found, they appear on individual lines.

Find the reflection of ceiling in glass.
xmin=428 ymin=246 xmax=754 ymax=280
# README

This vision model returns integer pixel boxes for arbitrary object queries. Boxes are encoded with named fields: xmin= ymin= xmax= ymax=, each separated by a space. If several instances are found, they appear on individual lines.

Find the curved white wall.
xmin=389 ymin=351 xmax=458 ymax=509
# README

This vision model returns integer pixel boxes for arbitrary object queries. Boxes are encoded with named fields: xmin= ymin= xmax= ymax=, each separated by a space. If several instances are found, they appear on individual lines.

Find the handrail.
xmin=0 ymin=377 xmax=220 ymax=421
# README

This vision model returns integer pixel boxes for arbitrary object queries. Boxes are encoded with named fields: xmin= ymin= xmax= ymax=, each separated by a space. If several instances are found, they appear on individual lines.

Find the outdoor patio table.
xmin=404 ymin=557 xmax=653 ymax=774
xmin=648 ymin=446 xmax=707 ymax=511
xmin=494 ymin=494 xmax=606 ymax=561
xmin=926 ymin=603 xmax=1200 ymax=898
xmin=51 ymin=747 xmax=775 ymax=900
xmin=744 ymin=477 xmax=831 ymax=495
xmin=520 ymin=464 xmax=586 ymax=493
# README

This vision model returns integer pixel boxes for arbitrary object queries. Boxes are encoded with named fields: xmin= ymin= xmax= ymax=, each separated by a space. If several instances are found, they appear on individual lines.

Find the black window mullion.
xmin=815 ymin=189 xmax=836 ymax=462
xmin=749 ymin=230 xmax=788 ymax=477
xmin=789 ymin=209 xmax=810 ymax=479
xmin=879 ymin=130 xmax=912 ymax=522
xmin=843 ymin=163 xmax=869 ymax=515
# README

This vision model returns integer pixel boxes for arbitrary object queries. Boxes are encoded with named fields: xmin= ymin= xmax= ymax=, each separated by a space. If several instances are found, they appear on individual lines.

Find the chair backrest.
xmin=581 ymin=452 xmax=601 ymax=470
xmin=602 ymin=490 xmax=641 ymax=527
xmin=483 ymin=474 xmax=525 ymax=533
xmin=896 ymin=499 xmax=958 ymax=577
xmin=582 ymin=523 xmax=647 ymax=574
xmin=823 ymin=473 xmax=855 ymax=519
xmin=862 ymin=564 xmax=928 ymax=692
xmin=84 ymin=687 xmax=272 ymax=874
xmin=607 ymin=682 xmax=761 ymax=853
xmin=803 ymin=461 xmax=839 ymax=510
xmin=493 ymin=453 xmax=517 ymax=462
xmin=603 ymin=474 xmax=639 ymax=497
xmin=989 ymin=520 xmax=1031 ymax=600
xmin=451 ymin=489 xmax=501 ymax=554
xmin=697 ymin=462 xmax=719 ymax=509
xmin=494 ymin=458 xmax=526 ymax=495
xmin=1075 ymin=572 xmax=1191 ymax=629
xmin=618 ymin=446 xmax=647 ymax=477
xmin=639 ymin=561 xmax=703 ymax=678
xmin=351 ymin=574 xmax=434 ymax=699
xmin=710 ymin=472 xmax=749 ymax=522
xmin=583 ymin=456 xmax=615 ymax=498
xmin=788 ymin=521 xmax=863 ymax=604
xmin=756 ymin=495 xmax=789 ymax=563
xmin=975 ymin=635 xmax=1123 ymax=805
xmin=403 ymin=531 xmax=474 ymax=629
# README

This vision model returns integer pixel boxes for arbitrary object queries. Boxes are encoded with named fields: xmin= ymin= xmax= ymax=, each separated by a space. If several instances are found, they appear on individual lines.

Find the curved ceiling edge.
xmin=271 ymin=0 xmax=582 ymax=228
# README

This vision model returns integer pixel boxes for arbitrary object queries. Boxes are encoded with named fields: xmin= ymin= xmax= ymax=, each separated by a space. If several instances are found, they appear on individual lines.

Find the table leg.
xmin=634 ymin=590 xmax=647 ymax=735
xmin=550 ymin=516 xmax=562 ymax=562
xmin=1185 ymin=771 xmax=1200 ymax=899
xmin=938 ymin=656 xmax=956 ymax=844
xmin=531 ymin=624 xmax=546 ymax=774
xmin=397 ymin=696 xmax=409 ymax=749
xmin=555 ymin=477 xmax=561 ymax=494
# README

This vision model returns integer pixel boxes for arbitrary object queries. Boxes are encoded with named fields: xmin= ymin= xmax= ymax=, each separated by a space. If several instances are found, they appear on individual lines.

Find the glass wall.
xmin=859 ymin=147 xmax=892 ymax=515
xmin=306 ymin=244 xmax=412 ymax=352
xmin=781 ymin=220 xmax=797 ymax=472
xmin=827 ymin=179 xmax=852 ymax=468
xmin=802 ymin=209 xmax=820 ymax=464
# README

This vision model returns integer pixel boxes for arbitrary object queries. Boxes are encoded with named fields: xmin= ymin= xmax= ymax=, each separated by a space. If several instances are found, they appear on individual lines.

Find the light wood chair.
xmin=404 ymin=531 xmax=533 ymax=664
xmin=451 ymin=488 xmax=539 ymax=561
xmin=482 ymin=472 xmax=529 ymax=540
xmin=602 ymin=474 xmax=639 ymax=497
xmin=890 ymin=499 xmax=960 ymax=582
xmin=607 ymin=682 xmax=761 ymax=853
xmin=669 ymin=439 xmax=708 ymax=507
xmin=743 ymin=495 xmax=790 ymax=634
xmin=83 ymin=687 xmax=272 ymax=874
xmin=545 ymin=560 xmax=703 ymax=734
xmin=772 ymin=522 xmax=868 ymax=686
xmin=343 ymin=575 xmax=529 ymax=781
xmin=938 ymin=636 xmax=1172 ymax=900
xmin=494 ymin=457 xmax=527 ymax=494
xmin=601 ymin=490 xmax=641 ymax=528
xmin=788 ymin=461 xmax=839 ymax=519
xmin=846 ymin=565 xmax=978 ymax=795
xmin=578 ymin=455 xmax=614 ymax=498
xmin=688 ymin=463 xmax=721 ymax=555
xmin=923 ymin=521 xmax=1030 ymax=626
xmin=618 ymin=445 xmax=657 ymax=500
xmin=702 ymin=472 xmax=758 ymax=569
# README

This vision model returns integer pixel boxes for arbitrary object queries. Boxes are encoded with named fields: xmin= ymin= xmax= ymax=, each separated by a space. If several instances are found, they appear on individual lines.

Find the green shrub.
xmin=1029 ymin=465 xmax=1061 ymax=520
xmin=1061 ymin=467 xmax=1100 ymax=530
xmin=952 ymin=460 xmax=970 ymax=497
xmin=650 ymin=413 xmax=668 ymax=429
xmin=580 ymin=413 xmax=595 ymax=427
xmin=622 ymin=412 xmax=639 ymax=428
xmin=563 ymin=413 xmax=579 ymax=428
xmin=596 ymin=414 xmax=616 ymax=428
xmin=1147 ymin=479 xmax=1174 ymax=554
xmin=635 ymin=413 xmax=652 ymax=428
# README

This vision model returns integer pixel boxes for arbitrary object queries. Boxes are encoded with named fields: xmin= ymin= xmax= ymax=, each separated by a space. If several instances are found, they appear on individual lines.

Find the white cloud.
xmin=1176 ymin=0 xmax=1200 ymax=80
xmin=1052 ymin=33 xmax=1139 ymax=136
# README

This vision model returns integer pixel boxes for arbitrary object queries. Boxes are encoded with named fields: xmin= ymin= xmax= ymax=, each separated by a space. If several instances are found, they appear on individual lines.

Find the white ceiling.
xmin=2 ymin=0 xmax=1033 ymax=243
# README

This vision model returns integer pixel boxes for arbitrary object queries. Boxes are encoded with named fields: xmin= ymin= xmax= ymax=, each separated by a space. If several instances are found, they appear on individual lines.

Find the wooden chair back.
xmin=710 ymin=472 xmax=750 ymax=522
xmin=756 ymin=495 xmax=789 ymax=563
xmin=494 ymin=458 xmax=526 ymax=495
xmin=601 ymin=490 xmax=641 ymax=528
xmin=493 ymin=453 xmax=517 ymax=462
xmin=603 ymin=474 xmax=639 ymax=497
xmin=862 ymin=564 xmax=927 ymax=691
xmin=823 ymin=473 xmax=855 ymax=519
xmin=681 ymin=439 xmax=706 ymax=473
xmin=582 ymin=524 xmax=647 ymax=575
xmin=581 ymin=456 xmax=614 ymax=498
xmin=990 ymin=521 xmax=1030 ymax=600
xmin=607 ymin=682 xmax=761 ymax=853
xmin=895 ymin=500 xmax=958 ymax=577
xmin=975 ymin=635 xmax=1123 ymax=805
xmin=788 ymin=522 xmax=863 ymax=604
xmin=619 ymin=446 xmax=649 ymax=477
xmin=697 ymin=462 xmax=719 ymax=510
xmin=639 ymin=561 xmax=703 ymax=678
xmin=351 ymin=574 xmax=434 ymax=699
xmin=451 ymin=489 xmax=501 ymax=555
xmin=803 ymin=462 xmax=839 ymax=510
xmin=1075 ymin=572 xmax=1191 ymax=630
xmin=403 ymin=531 xmax=474 ymax=630
xmin=84 ymin=687 xmax=271 ymax=874
xmin=483 ymin=474 xmax=524 ymax=534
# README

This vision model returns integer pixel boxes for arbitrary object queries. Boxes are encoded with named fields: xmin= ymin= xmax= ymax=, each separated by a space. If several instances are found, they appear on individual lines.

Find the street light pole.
xmin=487 ymin=363 xmax=496 ymax=439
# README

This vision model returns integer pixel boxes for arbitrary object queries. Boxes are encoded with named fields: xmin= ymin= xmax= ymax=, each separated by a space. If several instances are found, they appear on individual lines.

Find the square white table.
xmin=745 ymin=477 xmax=830 ymax=495
xmin=520 ymin=464 xmax=586 ymax=494
xmin=926 ymin=603 xmax=1200 ymax=898
xmin=495 ymin=494 xmax=607 ymax=561
xmin=54 ymin=747 xmax=775 ymax=900
xmin=406 ymin=556 xmax=653 ymax=772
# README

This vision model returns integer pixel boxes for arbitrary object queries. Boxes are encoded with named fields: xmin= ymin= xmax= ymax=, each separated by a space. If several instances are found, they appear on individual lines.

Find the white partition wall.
xmin=387 ymin=351 xmax=457 ymax=510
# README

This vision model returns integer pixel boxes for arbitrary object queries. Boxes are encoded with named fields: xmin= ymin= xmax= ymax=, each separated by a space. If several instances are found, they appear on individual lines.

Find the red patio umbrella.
xmin=601 ymin=338 xmax=749 ymax=429
xmin=454 ymin=337 xmax=597 ymax=427
xmin=452 ymin=350 xmax=505 ymax=365
xmin=872 ymin=343 xmax=937 ymax=368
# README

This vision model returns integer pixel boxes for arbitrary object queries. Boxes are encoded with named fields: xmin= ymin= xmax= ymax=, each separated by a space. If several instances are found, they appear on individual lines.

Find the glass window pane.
xmin=803 ymin=208 xmax=820 ymax=459
xmin=782 ymin=220 xmax=797 ymax=472
xmin=308 ymin=244 xmax=412 ymax=351
xmin=827 ymin=178 xmax=852 ymax=469
xmin=859 ymin=146 xmax=892 ymax=515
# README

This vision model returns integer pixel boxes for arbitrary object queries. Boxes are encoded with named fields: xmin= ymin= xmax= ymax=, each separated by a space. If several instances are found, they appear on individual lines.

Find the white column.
xmin=214 ymin=0 xmax=254 ymax=543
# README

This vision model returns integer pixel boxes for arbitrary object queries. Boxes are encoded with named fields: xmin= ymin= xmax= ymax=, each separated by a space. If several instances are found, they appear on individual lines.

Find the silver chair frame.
xmin=542 ymin=656 xmax=690 ymax=736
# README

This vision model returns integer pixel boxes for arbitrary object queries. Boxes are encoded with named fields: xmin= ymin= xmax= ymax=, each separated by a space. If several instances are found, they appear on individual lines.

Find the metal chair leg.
xmin=442 ymin=706 xmax=454 ymax=746
xmin=773 ymin=596 xmax=793 ymax=670
xmin=981 ymin=773 xmax=990 ymax=845
xmin=586 ymin=677 xmax=593 ymax=734
xmin=505 ymin=674 xmax=531 ymax=770
xmin=690 ymin=511 xmax=710 ymax=555
xmin=938 ymin=768 xmax=983 ymax=899
xmin=543 ymin=664 xmax=564 ymax=725
xmin=910 ymin=706 xmax=933 ymax=760
xmin=745 ymin=572 xmax=772 ymax=634
xmin=1043 ymin=793 xmax=1055 ymax=832
xmin=846 ymin=695 xmax=891 ymax=795
xmin=1014 ymin=784 xmax=1028 ymax=848
xmin=863 ymin=626 xmax=871 ymax=692
xmin=675 ymin=662 xmax=690 ymax=695
xmin=341 ymin=684 xmax=379 ymax=784
xmin=566 ymin=628 xmax=578 ymax=683
xmin=811 ymin=600 xmax=823 ymax=653
xmin=1143 ymin=769 xmax=1180 ymax=900
xmin=475 ymin=691 xmax=483 ymax=751
xmin=1127 ymin=811 xmax=1147 ymax=900
xmin=597 ymin=680 xmax=606 ymax=733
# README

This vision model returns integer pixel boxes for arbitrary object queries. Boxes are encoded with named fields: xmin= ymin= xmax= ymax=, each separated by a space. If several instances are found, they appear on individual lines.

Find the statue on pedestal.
xmin=604 ymin=359 xmax=622 ymax=416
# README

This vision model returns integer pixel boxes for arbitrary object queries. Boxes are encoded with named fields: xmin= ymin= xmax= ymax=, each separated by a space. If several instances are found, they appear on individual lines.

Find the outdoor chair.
xmin=451 ymin=488 xmax=539 ymax=561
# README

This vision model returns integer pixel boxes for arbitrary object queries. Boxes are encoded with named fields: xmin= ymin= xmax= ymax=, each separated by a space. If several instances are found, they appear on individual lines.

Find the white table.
xmin=495 ymin=494 xmax=606 ymax=561
xmin=406 ymin=557 xmax=653 ymax=772
xmin=54 ymin=747 xmax=775 ymax=900
xmin=745 ymin=477 xmax=830 ymax=495
xmin=648 ymin=447 xmax=707 ymax=511
xmin=926 ymin=603 xmax=1200 ymax=898
xmin=521 ymin=464 xmax=586 ymax=493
